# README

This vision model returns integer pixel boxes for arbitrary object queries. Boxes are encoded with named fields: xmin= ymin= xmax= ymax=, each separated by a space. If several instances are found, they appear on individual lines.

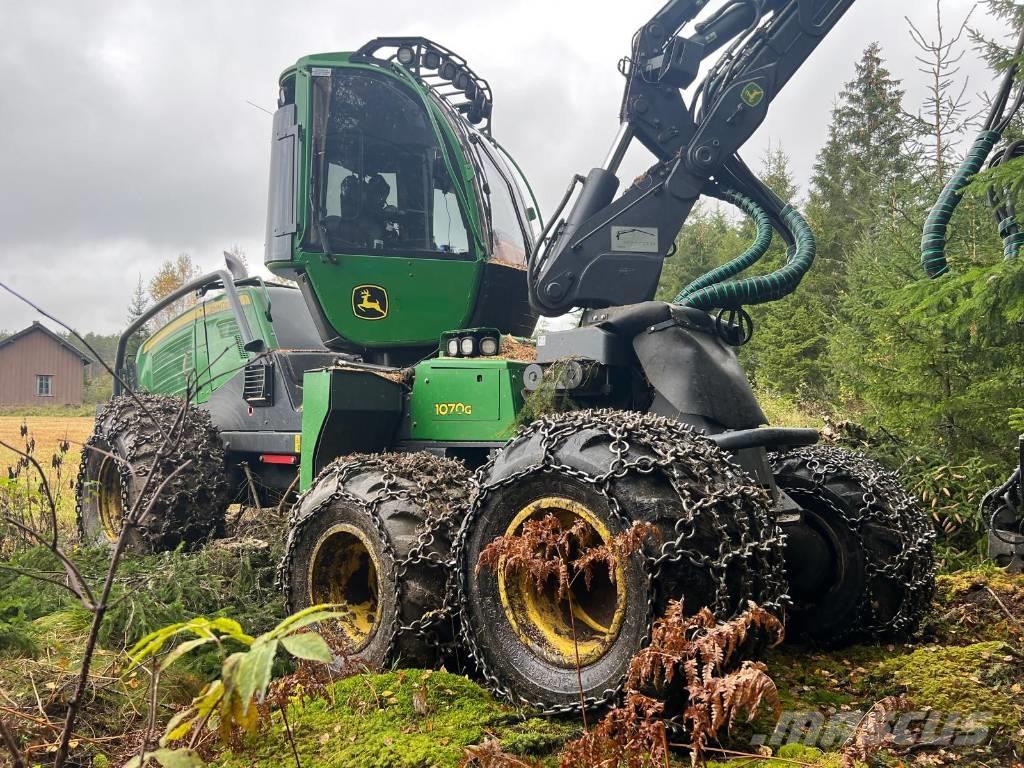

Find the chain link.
xmin=277 ymin=452 xmax=473 ymax=664
xmin=449 ymin=408 xmax=790 ymax=715
xmin=771 ymin=445 xmax=937 ymax=640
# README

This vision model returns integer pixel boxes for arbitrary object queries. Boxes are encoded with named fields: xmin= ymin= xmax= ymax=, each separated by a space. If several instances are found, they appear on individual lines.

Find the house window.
xmin=36 ymin=374 xmax=54 ymax=397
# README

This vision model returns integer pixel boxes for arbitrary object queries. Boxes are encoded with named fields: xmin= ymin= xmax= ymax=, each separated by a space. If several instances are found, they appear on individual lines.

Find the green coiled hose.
xmin=921 ymin=129 xmax=1001 ymax=278
xmin=680 ymin=203 xmax=816 ymax=311
xmin=998 ymin=214 xmax=1024 ymax=260
xmin=673 ymin=188 xmax=773 ymax=304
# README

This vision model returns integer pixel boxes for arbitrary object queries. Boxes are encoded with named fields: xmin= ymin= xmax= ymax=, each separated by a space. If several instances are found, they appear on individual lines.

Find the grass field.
xmin=0 ymin=415 xmax=95 ymax=525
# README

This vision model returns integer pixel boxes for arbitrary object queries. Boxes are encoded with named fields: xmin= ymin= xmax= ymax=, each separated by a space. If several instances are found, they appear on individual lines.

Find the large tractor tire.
xmin=456 ymin=409 xmax=788 ymax=713
xmin=770 ymin=445 xmax=936 ymax=644
xmin=76 ymin=394 xmax=229 ymax=553
xmin=281 ymin=453 xmax=471 ymax=671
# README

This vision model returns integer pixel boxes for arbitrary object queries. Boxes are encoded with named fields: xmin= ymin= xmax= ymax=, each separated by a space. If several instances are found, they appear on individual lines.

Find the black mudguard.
xmin=633 ymin=323 xmax=766 ymax=431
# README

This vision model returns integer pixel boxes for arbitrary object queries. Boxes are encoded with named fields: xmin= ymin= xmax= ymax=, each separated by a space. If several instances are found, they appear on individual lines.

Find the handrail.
xmin=113 ymin=270 xmax=263 ymax=396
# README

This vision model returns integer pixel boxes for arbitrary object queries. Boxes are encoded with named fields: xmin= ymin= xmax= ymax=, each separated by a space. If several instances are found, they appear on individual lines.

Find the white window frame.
xmin=36 ymin=374 xmax=54 ymax=397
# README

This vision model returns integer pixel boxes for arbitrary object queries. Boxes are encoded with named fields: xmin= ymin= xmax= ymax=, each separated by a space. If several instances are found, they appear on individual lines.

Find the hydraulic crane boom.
xmin=528 ymin=0 xmax=855 ymax=316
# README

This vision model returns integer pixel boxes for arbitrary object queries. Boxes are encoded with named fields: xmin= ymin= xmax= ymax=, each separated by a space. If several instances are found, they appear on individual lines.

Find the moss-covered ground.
xmin=211 ymin=671 xmax=578 ymax=768
xmin=2 ymin=543 xmax=1022 ymax=767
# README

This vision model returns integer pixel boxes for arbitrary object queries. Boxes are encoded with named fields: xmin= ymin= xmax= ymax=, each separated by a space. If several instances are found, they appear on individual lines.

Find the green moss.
xmin=211 ymin=671 xmax=578 ymax=768
xmin=926 ymin=568 xmax=1024 ymax=645
xmin=762 ymin=644 xmax=896 ymax=712
xmin=936 ymin=567 xmax=1023 ymax=601
xmin=874 ymin=641 xmax=1022 ymax=732
xmin=707 ymin=743 xmax=846 ymax=767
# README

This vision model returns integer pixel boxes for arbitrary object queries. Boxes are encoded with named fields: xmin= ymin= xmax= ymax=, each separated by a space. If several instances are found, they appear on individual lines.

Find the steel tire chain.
xmin=448 ymin=408 xmax=790 ymax=716
xmin=770 ymin=445 xmax=937 ymax=641
xmin=74 ymin=394 xmax=227 ymax=549
xmin=277 ymin=451 xmax=473 ymax=664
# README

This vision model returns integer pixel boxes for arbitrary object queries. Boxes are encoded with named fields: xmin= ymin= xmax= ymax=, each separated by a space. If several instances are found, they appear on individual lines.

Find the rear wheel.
xmin=281 ymin=453 xmax=471 ymax=670
xmin=76 ymin=395 xmax=228 ymax=553
xmin=771 ymin=445 xmax=936 ymax=644
xmin=456 ymin=409 xmax=787 ymax=712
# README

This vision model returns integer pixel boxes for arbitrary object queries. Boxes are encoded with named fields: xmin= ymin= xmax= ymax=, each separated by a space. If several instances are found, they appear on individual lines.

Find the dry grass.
xmin=0 ymin=416 xmax=95 ymax=526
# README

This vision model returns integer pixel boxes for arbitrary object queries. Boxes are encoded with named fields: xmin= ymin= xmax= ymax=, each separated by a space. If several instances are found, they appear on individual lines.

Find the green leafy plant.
xmin=124 ymin=604 xmax=342 ymax=767
xmin=1007 ymin=407 xmax=1024 ymax=433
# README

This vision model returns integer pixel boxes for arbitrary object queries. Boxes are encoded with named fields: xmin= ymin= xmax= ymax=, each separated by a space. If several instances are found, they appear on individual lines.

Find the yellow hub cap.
xmin=308 ymin=524 xmax=380 ymax=652
xmin=97 ymin=457 xmax=124 ymax=542
xmin=498 ymin=497 xmax=627 ymax=667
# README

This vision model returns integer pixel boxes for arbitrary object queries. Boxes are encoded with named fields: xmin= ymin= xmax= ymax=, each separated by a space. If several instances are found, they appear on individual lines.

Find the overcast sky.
xmin=0 ymin=0 xmax=1007 ymax=334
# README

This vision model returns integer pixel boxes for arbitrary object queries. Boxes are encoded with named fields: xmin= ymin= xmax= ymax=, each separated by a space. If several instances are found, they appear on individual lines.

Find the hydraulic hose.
xmin=987 ymin=139 xmax=1024 ymax=260
xmin=921 ymin=25 xmax=1024 ymax=276
xmin=673 ymin=187 xmax=773 ymax=304
xmin=998 ymin=213 xmax=1024 ymax=260
xmin=681 ymin=203 xmax=816 ymax=311
xmin=921 ymin=130 xmax=1001 ymax=278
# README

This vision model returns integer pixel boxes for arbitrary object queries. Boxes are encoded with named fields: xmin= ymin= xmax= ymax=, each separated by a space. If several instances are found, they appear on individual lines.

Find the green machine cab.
xmin=265 ymin=38 xmax=540 ymax=361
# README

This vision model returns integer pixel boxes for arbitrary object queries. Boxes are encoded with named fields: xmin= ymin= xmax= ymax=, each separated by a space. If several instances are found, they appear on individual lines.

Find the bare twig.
xmin=278 ymin=703 xmax=302 ymax=768
xmin=683 ymin=745 xmax=817 ymax=767
xmin=0 ymin=718 xmax=26 ymax=768
xmin=53 ymin=455 xmax=194 ymax=767
xmin=984 ymin=585 xmax=1024 ymax=633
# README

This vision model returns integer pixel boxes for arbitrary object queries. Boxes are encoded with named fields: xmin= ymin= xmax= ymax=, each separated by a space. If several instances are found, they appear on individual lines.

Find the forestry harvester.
xmin=80 ymin=1 xmax=942 ymax=711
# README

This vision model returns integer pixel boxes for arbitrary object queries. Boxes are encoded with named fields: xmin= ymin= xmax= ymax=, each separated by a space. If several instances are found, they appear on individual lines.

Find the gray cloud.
xmin=0 ymin=0 xmax=1005 ymax=334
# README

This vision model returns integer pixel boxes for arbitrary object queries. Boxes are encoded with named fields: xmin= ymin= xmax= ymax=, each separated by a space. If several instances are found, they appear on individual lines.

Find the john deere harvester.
xmin=80 ymin=1 xmax=941 ymax=712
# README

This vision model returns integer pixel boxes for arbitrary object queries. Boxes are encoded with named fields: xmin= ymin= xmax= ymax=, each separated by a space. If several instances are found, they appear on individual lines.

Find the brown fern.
xmin=839 ymin=695 xmax=910 ymax=768
xmin=559 ymin=693 xmax=669 ymax=768
xmin=476 ymin=514 xmax=659 ymax=599
xmin=628 ymin=600 xmax=783 ymax=694
xmin=683 ymin=660 xmax=781 ymax=765
xmin=560 ymin=600 xmax=784 ymax=767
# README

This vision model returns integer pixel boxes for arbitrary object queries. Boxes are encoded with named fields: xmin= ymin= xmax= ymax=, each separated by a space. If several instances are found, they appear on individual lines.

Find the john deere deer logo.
xmin=352 ymin=285 xmax=388 ymax=320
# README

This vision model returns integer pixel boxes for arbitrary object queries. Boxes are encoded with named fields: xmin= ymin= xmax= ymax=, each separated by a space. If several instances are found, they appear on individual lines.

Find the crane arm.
xmin=528 ymin=0 xmax=855 ymax=316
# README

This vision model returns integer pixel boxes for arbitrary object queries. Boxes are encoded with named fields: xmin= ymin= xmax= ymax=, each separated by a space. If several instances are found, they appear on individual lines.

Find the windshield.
xmin=307 ymin=69 xmax=471 ymax=257
xmin=476 ymin=143 xmax=531 ymax=268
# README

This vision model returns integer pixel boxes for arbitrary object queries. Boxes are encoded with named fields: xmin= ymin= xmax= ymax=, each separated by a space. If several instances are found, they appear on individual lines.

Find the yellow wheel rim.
xmin=97 ymin=457 xmax=124 ymax=542
xmin=308 ymin=524 xmax=381 ymax=652
xmin=497 ymin=497 xmax=627 ymax=667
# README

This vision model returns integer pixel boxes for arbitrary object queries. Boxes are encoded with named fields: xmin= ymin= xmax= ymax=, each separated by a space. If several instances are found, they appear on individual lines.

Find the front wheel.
xmin=281 ymin=453 xmax=471 ymax=671
xmin=771 ymin=445 xmax=936 ymax=644
xmin=456 ymin=409 xmax=788 ymax=712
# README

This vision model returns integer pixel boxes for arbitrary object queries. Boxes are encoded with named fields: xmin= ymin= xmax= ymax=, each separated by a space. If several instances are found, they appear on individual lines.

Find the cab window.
xmin=307 ymin=70 xmax=471 ymax=256
xmin=478 ymin=146 xmax=531 ymax=268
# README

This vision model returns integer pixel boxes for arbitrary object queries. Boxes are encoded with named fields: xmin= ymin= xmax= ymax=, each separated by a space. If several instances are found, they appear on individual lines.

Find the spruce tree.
xmin=808 ymin=43 xmax=914 ymax=284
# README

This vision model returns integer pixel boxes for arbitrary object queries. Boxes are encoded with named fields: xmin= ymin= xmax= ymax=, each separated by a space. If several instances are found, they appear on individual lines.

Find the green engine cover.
xmin=402 ymin=357 xmax=527 ymax=442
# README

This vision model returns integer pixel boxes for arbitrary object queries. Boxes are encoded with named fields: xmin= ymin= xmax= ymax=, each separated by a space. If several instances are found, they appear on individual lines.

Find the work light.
xmin=422 ymin=49 xmax=441 ymax=70
xmin=439 ymin=60 xmax=458 ymax=81
xmin=396 ymin=46 xmax=416 ymax=67
xmin=446 ymin=337 xmax=460 ymax=357
xmin=459 ymin=336 xmax=477 ymax=356
xmin=480 ymin=336 xmax=499 ymax=356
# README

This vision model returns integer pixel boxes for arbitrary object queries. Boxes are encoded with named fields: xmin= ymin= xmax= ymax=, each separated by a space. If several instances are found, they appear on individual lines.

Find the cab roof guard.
xmin=353 ymin=36 xmax=494 ymax=133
